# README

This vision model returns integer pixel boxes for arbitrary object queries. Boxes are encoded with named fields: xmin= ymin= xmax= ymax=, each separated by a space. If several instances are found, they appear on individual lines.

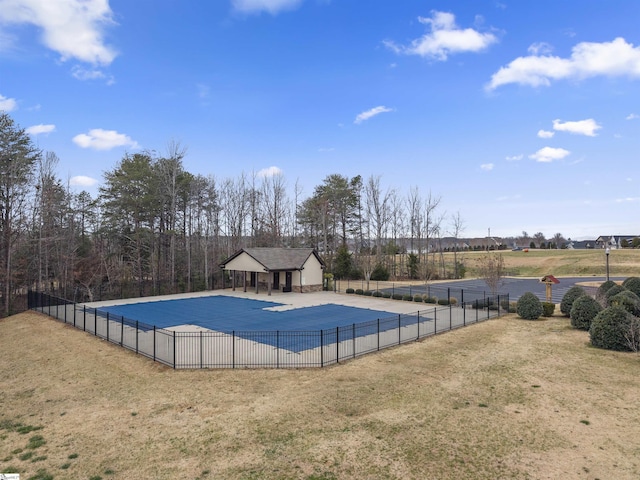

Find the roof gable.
xmin=221 ymin=248 xmax=325 ymax=271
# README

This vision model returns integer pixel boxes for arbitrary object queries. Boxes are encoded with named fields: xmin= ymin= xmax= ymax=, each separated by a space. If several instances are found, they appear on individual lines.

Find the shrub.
xmin=560 ymin=286 xmax=587 ymax=316
xmin=604 ymin=284 xmax=626 ymax=306
xmin=570 ymin=295 xmax=602 ymax=330
xmin=590 ymin=306 xmax=637 ymax=351
xmin=516 ymin=292 xmax=543 ymax=320
xmin=449 ymin=297 xmax=458 ymax=305
xmin=500 ymin=299 xmax=511 ymax=311
xmin=413 ymin=295 xmax=424 ymax=303
xmin=370 ymin=263 xmax=390 ymax=281
xmin=382 ymin=292 xmax=391 ymax=299
xmin=609 ymin=290 xmax=640 ymax=316
xmin=372 ymin=291 xmax=383 ymax=298
xmin=507 ymin=301 xmax=517 ymax=313
xmin=363 ymin=290 xmax=373 ymax=296
xmin=596 ymin=280 xmax=618 ymax=305
xmin=355 ymin=288 xmax=364 ymax=295
xmin=541 ymin=302 xmax=556 ymax=317
xmin=402 ymin=294 xmax=413 ymax=301
xmin=622 ymin=277 xmax=640 ymax=297
xmin=437 ymin=298 xmax=450 ymax=305
xmin=392 ymin=293 xmax=403 ymax=300
xmin=424 ymin=296 xmax=437 ymax=304
xmin=345 ymin=288 xmax=355 ymax=294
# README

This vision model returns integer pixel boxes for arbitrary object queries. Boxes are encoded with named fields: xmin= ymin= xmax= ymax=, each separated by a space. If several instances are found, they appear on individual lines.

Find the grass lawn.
xmin=1 ymin=310 xmax=639 ymax=479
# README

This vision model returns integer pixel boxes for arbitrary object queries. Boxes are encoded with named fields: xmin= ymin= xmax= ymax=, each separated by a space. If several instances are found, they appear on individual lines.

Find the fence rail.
xmin=27 ymin=290 xmax=508 ymax=369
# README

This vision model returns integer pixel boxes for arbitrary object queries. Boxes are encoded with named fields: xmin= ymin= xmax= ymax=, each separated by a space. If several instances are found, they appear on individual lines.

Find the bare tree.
xmin=477 ymin=252 xmax=506 ymax=295
xmin=449 ymin=211 xmax=465 ymax=279
xmin=365 ymin=175 xmax=393 ymax=266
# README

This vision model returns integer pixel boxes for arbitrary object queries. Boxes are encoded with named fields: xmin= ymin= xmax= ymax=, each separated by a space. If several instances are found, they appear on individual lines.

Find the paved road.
xmin=383 ymin=277 xmax=626 ymax=304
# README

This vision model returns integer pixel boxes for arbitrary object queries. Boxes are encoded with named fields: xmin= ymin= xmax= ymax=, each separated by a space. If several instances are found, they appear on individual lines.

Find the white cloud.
xmin=71 ymin=65 xmax=114 ymax=84
xmin=384 ymin=10 xmax=497 ymax=61
xmin=480 ymin=163 xmax=494 ymax=171
xmin=529 ymin=146 xmax=570 ymax=163
xmin=626 ymin=113 xmax=639 ymax=120
xmin=527 ymin=42 xmax=553 ymax=56
xmin=232 ymin=0 xmax=303 ymax=15
xmin=354 ymin=106 xmax=393 ymax=124
xmin=553 ymin=118 xmax=601 ymax=136
xmin=537 ymin=129 xmax=554 ymax=138
xmin=26 ymin=124 xmax=55 ymax=135
xmin=0 ymin=93 xmax=17 ymax=111
xmin=0 ymin=0 xmax=117 ymax=65
xmin=73 ymin=128 xmax=139 ymax=150
xmin=69 ymin=175 xmax=98 ymax=187
xmin=257 ymin=166 xmax=283 ymax=177
xmin=487 ymin=37 xmax=640 ymax=90
xmin=505 ymin=154 xmax=523 ymax=161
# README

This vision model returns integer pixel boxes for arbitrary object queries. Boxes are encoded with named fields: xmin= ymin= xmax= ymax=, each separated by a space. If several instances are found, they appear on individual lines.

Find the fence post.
xmin=106 ymin=312 xmax=110 ymax=341
xmin=136 ymin=321 xmax=139 ymax=354
xmin=398 ymin=315 xmax=401 ymax=344
xmin=463 ymin=304 xmax=466 ymax=326
xmin=94 ymin=309 xmax=97 ymax=336
xmin=352 ymin=324 xmax=356 ymax=359
xmin=277 ymin=331 xmax=280 ymax=368
xmin=434 ymin=307 xmax=437 ymax=334
xmin=232 ymin=331 xmax=236 ymax=369
xmin=120 ymin=316 xmax=124 ymax=346
xmin=200 ymin=331 xmax=203 ymax=369
xmin=449 ymin=304 xmax=452 ymax=330
xmin=377 ymin=319 xmax=380 ymax=351
xmin=173 ymin=330 xmax=176 ymax=369
xmin=83 ymin=306 xmax=86 ymax=332
xmin=320 ymin=330 xmax=324 ymax=367
xmin=417 ymin=311 xmax=420 ymax=339
xmin=153 ymin=326 xmax=156 ymax=361
xmin=336 ymin=326 xmax=339 ymax=364
xmin=461 ymin=289 xmax=464 ymax=304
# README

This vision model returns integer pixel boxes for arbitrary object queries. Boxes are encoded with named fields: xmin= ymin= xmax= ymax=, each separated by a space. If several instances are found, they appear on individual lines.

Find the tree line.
xmin=3 ymin=113 xmax=475 ymax=315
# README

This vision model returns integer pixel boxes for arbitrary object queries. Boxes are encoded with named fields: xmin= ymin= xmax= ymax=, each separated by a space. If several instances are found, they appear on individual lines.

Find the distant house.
xmin=595 ymin=235 xmax=639 ymax=249
xmin=219 ymin=247 xmax=326 ymax=295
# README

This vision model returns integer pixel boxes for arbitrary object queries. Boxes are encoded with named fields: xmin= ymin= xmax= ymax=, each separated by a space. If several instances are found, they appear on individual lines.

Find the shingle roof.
xmin=221 ymin=247 xmax=325 ymax=271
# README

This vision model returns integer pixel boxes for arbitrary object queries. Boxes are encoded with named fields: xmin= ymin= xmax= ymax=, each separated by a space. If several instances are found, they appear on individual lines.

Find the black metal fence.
xmin=28 ymin=290 xmax=508 ymax=369
xmin=336 ymin=279 xmax=501 ymax=305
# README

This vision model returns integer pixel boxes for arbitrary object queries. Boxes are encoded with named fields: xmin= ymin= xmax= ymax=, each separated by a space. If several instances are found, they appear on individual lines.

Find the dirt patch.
xmin=1 ymin=312 xmax=639 ymax=479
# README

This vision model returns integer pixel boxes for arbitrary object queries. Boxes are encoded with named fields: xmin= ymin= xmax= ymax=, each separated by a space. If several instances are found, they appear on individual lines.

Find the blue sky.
xmin=1 ymin=0 xmax=639 ymax=239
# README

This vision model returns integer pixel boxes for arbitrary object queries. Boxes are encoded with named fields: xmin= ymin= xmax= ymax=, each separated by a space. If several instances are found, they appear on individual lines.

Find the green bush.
xmin=402 ymin=294 xmax=413 ymax=301
xmin=345 ymin=288 xmax=355 ymax=294
xmin=413 ymin=295 xmax=424 ymax=303
xmin=541 ymin=302 xmax=556 ymax=317
xmin=570 ymin=295 xmax=602 ymax=330
xmin=516 ymin=292 xmax=543 ymax=320
xmin=382 ymin=292 xmax=391 ymax=299
xmin=372 ymin=291 xmax=383 ymax=297
xmin=508 ymin=301 xmax=517 ymax=313
xmin=355 ymin=288 xmax=364 ymax=295
xmin=370 ymin=263 xmax=390 ymax=281
xmin=609 ymin=290 xmax=640 ymax=316
xmin=560 ymin=285 xmax=587 ymax=316
xmin=425 ymin=296 xmax=437 ymax=304
xmin=437 ymin=298 xmax=450 ymax=305
xmin=449 ymin=297 xmax=458 ymax=305
xmin=392 ymin=293 xmax=403 ymax=300
xmin=604 ymin=284 xmax=626 ymax=306
xmin=589 ymin=306 xmax=637 ymax=351
xmin=363 ymin=290 xmax=373 ymax=296
xmin=596 ymin=280 xmax=618 ymax=305
xmin=622 ymin=277 xmax=640 ymax=297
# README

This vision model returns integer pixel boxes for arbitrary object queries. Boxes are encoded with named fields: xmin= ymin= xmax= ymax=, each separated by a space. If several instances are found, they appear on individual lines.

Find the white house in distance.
xmin=219 ymin=247 xmax=326 ymax=295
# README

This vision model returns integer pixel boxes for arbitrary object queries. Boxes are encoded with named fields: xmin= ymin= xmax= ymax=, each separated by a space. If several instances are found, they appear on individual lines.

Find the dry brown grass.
xmin=462 ymin=248 xmax=640 ymax=278
xmin=2 ymin=310 xmax=640 ymax=479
